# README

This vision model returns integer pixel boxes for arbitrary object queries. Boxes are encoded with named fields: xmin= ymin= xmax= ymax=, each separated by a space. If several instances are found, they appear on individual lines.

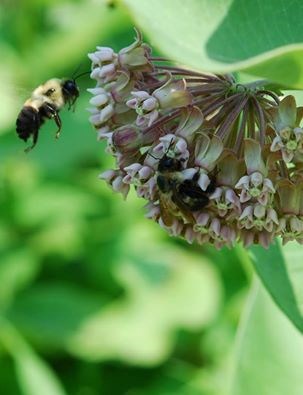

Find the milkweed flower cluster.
xmin=87 ymin=29 xmax=303 ymax=249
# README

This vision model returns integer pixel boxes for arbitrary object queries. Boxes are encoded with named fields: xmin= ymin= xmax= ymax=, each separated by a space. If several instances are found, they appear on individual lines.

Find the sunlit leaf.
xmin=249 ymin=241 xmax=303 ymax=333
xmin=0 ymin=320 xmax=67 ymax=395
xmin=123 ymin=0 xmax=303 ymax=88
xmin=231 ymin=280 xmax=303 ymax=395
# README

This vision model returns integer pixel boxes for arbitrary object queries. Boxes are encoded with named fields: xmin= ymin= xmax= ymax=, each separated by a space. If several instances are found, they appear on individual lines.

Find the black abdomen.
xmin=16 ymin=106 xmax=41 ymax=142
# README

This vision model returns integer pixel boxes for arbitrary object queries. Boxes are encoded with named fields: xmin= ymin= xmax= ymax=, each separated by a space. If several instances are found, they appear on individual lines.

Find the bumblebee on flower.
xmin=88 ymin=29 xmax=303 ymax=249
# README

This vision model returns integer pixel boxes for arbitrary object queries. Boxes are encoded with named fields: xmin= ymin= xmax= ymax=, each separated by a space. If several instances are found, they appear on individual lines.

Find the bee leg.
xmin=71 ymin=96 xmax=78 ymax=112
xmin=43 ymin=103 xmax=62 ymax=139
xmin=53 ymin=112 xmax=62 ymax=139
xmin=24 ymin=127 xmax=39 ymax=153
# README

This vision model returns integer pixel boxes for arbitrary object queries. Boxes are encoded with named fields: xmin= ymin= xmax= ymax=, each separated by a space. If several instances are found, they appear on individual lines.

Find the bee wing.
xmin=159 ymin=193 xmax=179 ymax=227
xmin=1 ymin=82 xmax=32 ymax=133
xmin=171 ymin=188 xmax=195 ymax=224
xmin=159 ymin=189 xmax=195 ymax=226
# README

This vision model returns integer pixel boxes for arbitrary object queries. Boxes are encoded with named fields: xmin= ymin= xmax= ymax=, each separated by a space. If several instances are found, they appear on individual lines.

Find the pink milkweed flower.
xmin=88 ymin=30 xmax=303 ymax=248
xmin=269 ymin=95 xmax=303 ymax=163
xmin=126 ymin=91 xmax=160 ymax=127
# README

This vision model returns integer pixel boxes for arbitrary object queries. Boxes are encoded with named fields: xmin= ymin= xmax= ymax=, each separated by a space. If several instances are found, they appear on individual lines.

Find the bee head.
xmin=62 ymin=80 xmax=79 ymax=100
xmin=158 ymin=155 xmax=183 ymax=172
xmin=61 ymin=79 xmax=79 ymax=110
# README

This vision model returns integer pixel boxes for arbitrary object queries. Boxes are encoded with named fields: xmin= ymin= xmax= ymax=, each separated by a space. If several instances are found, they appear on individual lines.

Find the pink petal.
xmin=235 ymin=175 xmax=250 ymax=189
xmin=197 ymin=173 xmax=210 ymax=191
xmin=239 ymin=190 xmax=251 ymax=203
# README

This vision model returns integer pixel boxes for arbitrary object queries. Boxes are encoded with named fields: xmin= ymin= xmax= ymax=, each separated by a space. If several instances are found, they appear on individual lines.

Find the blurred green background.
xmin=0 ymin=1 xmax=250 ymax=394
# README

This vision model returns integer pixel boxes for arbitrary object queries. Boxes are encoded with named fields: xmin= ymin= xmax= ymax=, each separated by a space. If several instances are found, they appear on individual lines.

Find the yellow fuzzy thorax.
xmin=25 ymin=78 xmax=65 ymax=110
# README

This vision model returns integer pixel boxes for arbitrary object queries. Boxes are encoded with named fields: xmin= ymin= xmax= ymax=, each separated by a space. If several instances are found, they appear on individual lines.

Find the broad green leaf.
xmin=249 ymin=241 xmax=303 ymax=333
xmin=230 ymin=280 xmax=303 ymax=395
xmin=123 ymin=0 xmax=303 ymax=88
xmin=0 ymin=319 xmax=67 ymax=395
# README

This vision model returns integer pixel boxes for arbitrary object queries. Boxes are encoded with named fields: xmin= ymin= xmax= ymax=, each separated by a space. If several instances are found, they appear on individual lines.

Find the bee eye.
xmin=65 ymin=82 xmax=73 ymax=89
xmin=45 ymin=88 xmax=55 ymax=96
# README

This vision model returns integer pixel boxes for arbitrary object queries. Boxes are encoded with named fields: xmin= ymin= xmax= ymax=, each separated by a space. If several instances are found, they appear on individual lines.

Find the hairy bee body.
xmin=177 ymin=172 xmax=217 ymax=211
xmin=16 ymin=106 xmax=42 ymax=142
xmin=16 ymin=78 xmax=79 ymax=152
xmin=156 ymin=154 xmax=216 ymax=226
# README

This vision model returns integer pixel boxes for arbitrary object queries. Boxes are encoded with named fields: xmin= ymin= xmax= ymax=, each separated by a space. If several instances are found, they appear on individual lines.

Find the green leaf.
xmin=67 ymin=224 xmax=222 ymax=366
xmin=0 ymin=249 xmax=39 ymax=310
xmin=20 ymin=2 xmax=132 ymax=84
xmin=0 ymin=319 xmax=67 ymax=395
xmin=230 ymin=280 xmax=303 ymax=395
xmin=123 ymin=0 xmax=303 ymax=88
xmin=249 ymin=241 xmax=303 ymax=333
xmin=14 ymin=350 xmax=67 ymax=395
xmin=6 ymin=284 xmax=105 ymax=350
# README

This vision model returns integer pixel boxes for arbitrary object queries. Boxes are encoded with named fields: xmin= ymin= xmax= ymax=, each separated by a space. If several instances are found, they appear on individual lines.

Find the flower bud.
xmin=153 ymin=79 xmax=193 ymax=109
xmin=118 ymin=29 xmax=153 ymax=72
xmin=112 ymin=125 xmax=143 ymax=152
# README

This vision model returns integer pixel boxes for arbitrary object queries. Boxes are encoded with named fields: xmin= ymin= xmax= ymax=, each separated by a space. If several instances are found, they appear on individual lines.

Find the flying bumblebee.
xmin=156 ymin=153 xmax=217 ymax=227
xmin=16 ymin=78 xmax=79 ymax=152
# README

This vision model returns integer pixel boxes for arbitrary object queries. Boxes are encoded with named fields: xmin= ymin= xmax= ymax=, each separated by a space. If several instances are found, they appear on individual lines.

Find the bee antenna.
xmin=73 ymin=71 xmax=91 ymax=81
xmin=71 ymin=63 xmax=83 ymax=80
xmin=70 ymin=62 xmax=91 ymax=81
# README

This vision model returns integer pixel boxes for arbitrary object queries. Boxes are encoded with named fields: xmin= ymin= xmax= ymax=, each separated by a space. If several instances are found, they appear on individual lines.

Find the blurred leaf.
xmin=0 ymin=319 xmax=67 ymax=395
xmin=204 ymin=244 xmax=250 ymax=301
xmin=230 ymin=279 xmax=303 ymax=395
xmin=0 ymin=1 xmax=133 ymax=137
xmin=0 ymin=356 xmax=22 ymax=395
xmin=14 ymin=182 xmax=100 ymax=256
xmin=67 ymin=225 xmax=222 ymax=366
xmin=15 ymin=351 xmax=67 ymax=395
xmin=123 ymin=0 xmax=303 ymax=88
xmin=249 ymin=241 xmax=303 ymax=333
xmin=21 ymin=2 xmax=132 ymax=84
xmin=7 ymin=284 xmax=105 ymax=350
xmin=0 ymin=57 xmax=20 ymax=133
xmin=0 ymin=249 xmax=39 ymax=310
xmin=16 ymin=182 xmax=95 ymax=225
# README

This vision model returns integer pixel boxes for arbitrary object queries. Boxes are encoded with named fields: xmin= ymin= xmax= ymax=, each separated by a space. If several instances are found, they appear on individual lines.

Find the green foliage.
xmin=67 ymin=243 xmax=221 ymax=365
xmin=0 ymin=319 xmax=68 ymax=395
xmin=231 ymin=281 xmax=303 ymax=395
xmin=250 ymin=241 xmax=303 ymax=332
xmin=124 ymin=0 xmax=303 ymax=88
xmin=1 ymin=0 xmax=303 ymax=394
